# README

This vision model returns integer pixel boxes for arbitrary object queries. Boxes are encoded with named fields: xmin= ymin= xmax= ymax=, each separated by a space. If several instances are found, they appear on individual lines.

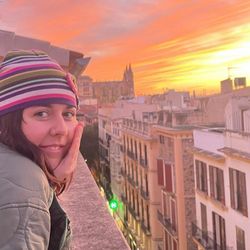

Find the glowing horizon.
xmin=1 ymin=0 xmax=250 ymax=96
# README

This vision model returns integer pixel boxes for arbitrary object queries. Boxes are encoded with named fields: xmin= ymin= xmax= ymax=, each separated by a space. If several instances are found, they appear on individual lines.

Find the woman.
xmin=0 ymin=50 xmax=84 ymax=249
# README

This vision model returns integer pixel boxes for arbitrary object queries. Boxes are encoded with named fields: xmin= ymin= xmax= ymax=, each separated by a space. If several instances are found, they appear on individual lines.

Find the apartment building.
xmin=98 ymin=105 xmax=133 ymax=231
xmin=192 ymin=96 xmax=250 ymax=250
xmin=154 ymin=125 xmax=196 ymax=250
xmin=98 ymin=108 xmax=116 ymax=200
xmin=119 ymin=97 xmax=201 ymax=250
xmin=121 ymin=105 xmax=162 ymax=250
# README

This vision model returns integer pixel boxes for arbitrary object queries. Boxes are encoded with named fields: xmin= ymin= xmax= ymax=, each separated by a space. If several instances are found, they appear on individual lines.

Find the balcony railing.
xmin=140 ymin=187 xmax=149 ymax=200
xmin=192 ymin=223 xmax=233 ymax=250
xmin=157 ymin=210 xmax=177 ymax=237
xmin=127 ymin=150 xmax=136 ymax=160
xmin=128 ymin=203 xmax=140 ymax=221
xmin=140 ymin=220 xmax=151 ymax=236
xmin=120 ymin=145 xmax=125 ymax=153
xmin=120 ymin=168 xmax=127 ymax=177
xmin=121 ymin=194 xmax=128 ymax=204
xmin=127 ymin=175 xmax=139 ymax=188
xmin=139 ymin=158 xmax=148 ymax=168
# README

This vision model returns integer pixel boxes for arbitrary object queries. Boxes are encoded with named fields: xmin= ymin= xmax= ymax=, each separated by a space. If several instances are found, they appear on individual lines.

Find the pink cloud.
xmin=1 ymin=0 xmax=250 ymax=95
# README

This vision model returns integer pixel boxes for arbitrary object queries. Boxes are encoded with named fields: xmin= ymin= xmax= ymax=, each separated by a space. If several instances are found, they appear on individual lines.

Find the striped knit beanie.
xmin=0 ymin=49 xmax=79 ymax=116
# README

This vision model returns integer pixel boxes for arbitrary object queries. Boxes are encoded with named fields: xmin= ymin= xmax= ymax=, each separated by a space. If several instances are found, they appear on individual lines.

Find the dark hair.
xmin=0 ymin=110 xmax=66 ymax=195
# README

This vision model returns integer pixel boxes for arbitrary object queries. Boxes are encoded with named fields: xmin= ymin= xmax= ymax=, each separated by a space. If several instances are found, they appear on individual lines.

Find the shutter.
xmin=220 ymin=216 xmax=226 ymax=250
xmin=173 ymin=240 xmax=178 ymax=250
xmin=195 ymin=160 xmax=200 ymax=190
xmin=171 ymin=199 xmax=176 ymax=231
xmin=203 ymin=162 xmax=208 ymax=193
xmin=209 ymin=166 xmax=214 ymax=198
xmin=239 ymin=172 xmax=248 ymax=217
xmin=219 ymin=169 xmax=225 ymax=204
xmin=229 ymin=168 xmax=235 ymax=209
xmin=157 ymin=159 xmax=164 ymax=185
xmin=165 ymin=163 xmax=173 ymax=192
xmin=201 ymin=203 xmax=207 ymax=232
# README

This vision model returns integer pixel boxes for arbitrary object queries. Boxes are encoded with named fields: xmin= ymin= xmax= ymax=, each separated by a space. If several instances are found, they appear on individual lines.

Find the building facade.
xmin=192 ymin=97 xmax=250 ymax=250
xmin=154 ymin=125 xmax=196 ymax=250
xmin=93 ymin=65 xmax=134 ymax=104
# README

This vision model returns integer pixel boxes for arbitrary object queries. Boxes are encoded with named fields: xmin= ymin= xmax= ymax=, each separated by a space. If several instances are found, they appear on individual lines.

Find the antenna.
xmin=227 ymin=66 xmax=238 ymax=79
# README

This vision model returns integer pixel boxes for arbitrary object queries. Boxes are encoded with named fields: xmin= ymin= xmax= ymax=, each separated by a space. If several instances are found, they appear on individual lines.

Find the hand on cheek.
xmin=53 ymin=122 xmax=84 ymax=182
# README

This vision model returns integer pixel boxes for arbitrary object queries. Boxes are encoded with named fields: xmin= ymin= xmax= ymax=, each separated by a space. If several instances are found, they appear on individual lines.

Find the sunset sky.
xmin=1 ymin=0 xmax=250 ymax=95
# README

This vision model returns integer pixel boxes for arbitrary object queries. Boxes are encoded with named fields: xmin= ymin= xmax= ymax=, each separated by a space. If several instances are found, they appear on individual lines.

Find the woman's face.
xmin=21 ymin=104 xmax=78 ymax=170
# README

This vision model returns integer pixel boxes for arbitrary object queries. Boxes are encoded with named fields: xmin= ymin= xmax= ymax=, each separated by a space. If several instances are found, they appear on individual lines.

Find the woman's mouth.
xmin=39 ymin=145 xmax=66 ymax=154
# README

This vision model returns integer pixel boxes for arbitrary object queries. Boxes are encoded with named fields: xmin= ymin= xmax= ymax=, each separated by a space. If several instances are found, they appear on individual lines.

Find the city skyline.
xmin=1 ymin=0 xmax=250 ymax=95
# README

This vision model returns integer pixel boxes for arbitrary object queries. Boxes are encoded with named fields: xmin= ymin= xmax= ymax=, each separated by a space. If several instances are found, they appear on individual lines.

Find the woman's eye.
xmin=34 ymin=111 xmax=49 ymax=118
xmin=63 ymin=111 xmax=76 ymax=119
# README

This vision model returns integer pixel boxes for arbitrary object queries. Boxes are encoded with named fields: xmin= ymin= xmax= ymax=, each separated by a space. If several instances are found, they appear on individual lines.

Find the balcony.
xmin=157 ymin=210 xmax=177 ymax=237
xmin=120 ymin=168 xmax=127 ymax=178
xmin=121 ymin=194 xmax=128 ymax=204
xmin=127 ymin=175 xmax=139 ymax=188
xmin=127 ymin=150 xmax=136 ymax=160
xmin=139 ymin=158 xmax=148 ymax=169
xmin=140 ymin=220 xmax=151 ymax=236
xmin=120 ymin=145 xmax=125 ymax=153
xmin=192 ymin=223 xmax=233 ymax=250
xmin=140 ymin=187 xmax=149 ymax=200
xmin=128 ymin=203 xmax=140 ymax=221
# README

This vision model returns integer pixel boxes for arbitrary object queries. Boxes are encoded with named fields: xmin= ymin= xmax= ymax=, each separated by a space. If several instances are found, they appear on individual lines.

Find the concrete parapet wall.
xmin=60 ymin=154 xmax=130 ymax=250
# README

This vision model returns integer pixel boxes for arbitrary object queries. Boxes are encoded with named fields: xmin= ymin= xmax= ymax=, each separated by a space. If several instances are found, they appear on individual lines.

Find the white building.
xmin=192 ymin=96 xmax=250 ymax=250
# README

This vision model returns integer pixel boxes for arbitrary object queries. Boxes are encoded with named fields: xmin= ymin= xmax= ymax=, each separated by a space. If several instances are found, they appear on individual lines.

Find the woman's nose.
xmin=49 ymin=116 xmax=67 ymax=136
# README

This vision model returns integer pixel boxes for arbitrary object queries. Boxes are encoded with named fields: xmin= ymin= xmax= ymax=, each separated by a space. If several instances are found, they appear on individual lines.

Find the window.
xmin=171 ymin=199 xmax=177 ymax=232
xmin=201 ymin=203 xmax=207 ymax=234
xmin=146 ymin=205 xmax=150 ymax=230
xmin=165 ymin=231 xmax=172 ymax=250
xmin=173 ymin=240 xmax=177 ymax=250
xmin=139 ymin=142 xmax=142 ymax=159
xmin=159 ymin=135 xmax=165 ymax=144
xmin=144 ymin=144 xmax=148 ymax=165
xmin=212 ymin=212 xmax=226 ymax=250
xmin=145 ymin=173 xmax=149 ymax=194
xmin=134 ymin=140 xmax=138 ymax=159
xmin=136 ymin=193 xmax=140 ymax=216
xmin=141 ymin=199 xmax=144 ymax=221
xmin=236 ymin=227 xmax=245 ymax=250
xmin=165 ymin=163 xmax=173 ymax=193
xmin=209 ymin=166 xmax=225 ymax=204
xmin=157 ymin=159 xmax=164 ymax=185
xmin=163 ymin=192 xmax=169 ymax=217
xmin=195 ymin=160 xmax=208 ymax=194
xmin=229 ymin=168 xmax=248 ymax=216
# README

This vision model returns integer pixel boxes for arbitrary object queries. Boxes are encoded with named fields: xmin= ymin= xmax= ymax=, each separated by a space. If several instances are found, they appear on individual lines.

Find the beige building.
xmin=121 ymin=104 xmax=162 ymax=250
xmin=117 ymin=95 xmax=200 ymax=250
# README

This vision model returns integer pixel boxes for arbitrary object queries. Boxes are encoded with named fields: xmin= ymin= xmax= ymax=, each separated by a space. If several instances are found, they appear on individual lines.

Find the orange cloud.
xmin=2 ymin=0 xmax=250 ymax=95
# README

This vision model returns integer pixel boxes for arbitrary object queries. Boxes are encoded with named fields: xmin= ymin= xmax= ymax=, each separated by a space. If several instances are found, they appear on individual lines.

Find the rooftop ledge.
xmin=60 ymin=154 xmax=130 ymax=250
xmin=192 ymin=146 xmax=225 ymax=162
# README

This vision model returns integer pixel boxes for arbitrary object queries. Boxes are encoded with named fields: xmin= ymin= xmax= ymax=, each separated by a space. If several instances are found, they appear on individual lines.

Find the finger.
xmin=67 ymin=123 xmax=84 ymax=160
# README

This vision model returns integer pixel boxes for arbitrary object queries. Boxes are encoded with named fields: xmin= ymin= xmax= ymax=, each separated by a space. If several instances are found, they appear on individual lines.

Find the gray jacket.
xmin=0 ymin=143 xmax=53 ymax=249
